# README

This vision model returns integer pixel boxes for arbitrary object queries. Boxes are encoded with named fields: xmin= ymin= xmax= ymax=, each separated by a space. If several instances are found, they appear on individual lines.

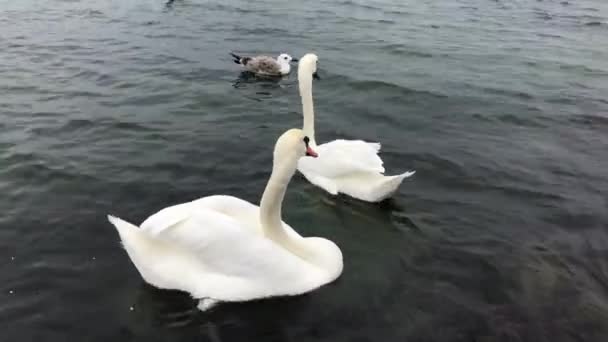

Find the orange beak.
xmin=306 ymin=146 xmax=318 ymax=158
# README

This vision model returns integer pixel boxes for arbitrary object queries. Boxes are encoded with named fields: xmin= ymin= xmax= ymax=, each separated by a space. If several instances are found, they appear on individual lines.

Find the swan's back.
xmin=110 ymin=198 xmax=330 ymax=302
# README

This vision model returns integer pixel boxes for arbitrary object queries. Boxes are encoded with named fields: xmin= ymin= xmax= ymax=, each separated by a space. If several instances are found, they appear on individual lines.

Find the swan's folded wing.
xmin=300 ymin=139 xmax=385 ymax=178
xmin=140 ymin=201 xmax=196 ymax=236
xmin=149 ymin=208 xmax=322 ymax=300
xmin=190 ymin=195 xmax=302 ymax=238
xmin=141 ymin=195 xmax=301 ymax=239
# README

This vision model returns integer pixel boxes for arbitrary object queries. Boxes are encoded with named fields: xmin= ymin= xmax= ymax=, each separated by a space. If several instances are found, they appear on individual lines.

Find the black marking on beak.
xmin=312 ymin=72 xmax=320 ymax=80
xmin=291 ymin=58 xmax=299 ymax=62
xmin=303 ymin=136 xmax=317 ymax=157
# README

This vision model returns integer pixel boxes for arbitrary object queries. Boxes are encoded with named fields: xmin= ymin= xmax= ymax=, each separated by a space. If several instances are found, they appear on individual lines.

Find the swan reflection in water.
xmin=128 ymin=282 xmax=310 ymax=341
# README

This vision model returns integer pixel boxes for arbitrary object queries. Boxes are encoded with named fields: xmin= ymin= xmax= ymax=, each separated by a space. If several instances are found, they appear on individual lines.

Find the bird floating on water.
xmin=230 ymin=52 xmax=298 ymax=76
xmin=296 ymin=53 xmax=416 ymax=202
xmin=108 ymin=128 xmax=342 ymax=311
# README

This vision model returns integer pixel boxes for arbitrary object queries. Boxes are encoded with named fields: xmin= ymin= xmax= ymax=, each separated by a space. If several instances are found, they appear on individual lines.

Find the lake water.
xmin=1 ymin=0 xmax=608 ymax=341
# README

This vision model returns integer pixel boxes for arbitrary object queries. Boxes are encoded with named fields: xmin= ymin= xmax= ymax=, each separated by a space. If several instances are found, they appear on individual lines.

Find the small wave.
xmin=536 ymin=32 xmax=563 ymax=39
xmin=337 ymin=0 xmax=382 ymax=11
xmin=4 ymin=85 xmax=40 ymax=93
xmin=414 ymin=153 xmax=469 ymax=179
xmin=568 ymin=114 xmax=608 ymax=130
xmin=26 ymin=118 xmax=97 ymax=137
xmin=62 ymin=91 xmax=109 ymax=100
xmin=546 ymin=97 xmax=576 ymax=105
xmin=61 ymin=118 xmax=97 ymax=131
xmin=559 ymin=64 xmax=608 ymax=75
xmin=559 ymin=14 xmax=602 ymax=20
xmin=534 ymin=9 xmax=553 ymax=21
xmin=235 ymin=27 xmax=298 ymax=39
xmin=109 ymin=120 xmax=157 ymax=132
xmin=143 ymin=33 xmax=179 ymax=39
xmin=343 ymin=78 xmax=446 ymax=100
xmin=207 ymin=3 xmax=259 ymax=14
xmin=385 ymin=10 xmax=411 ymax=16
xmin=384 ymin=44 xmax=433 ymax=58
xmin=482 ymin=87 xmax=534 ymax=100
xmin=544 ymin=211 xmax=604 ymax=231
xmin=2 ymin=153 xmax=98 ymax=185
xmin=497 ymin=114 xmax=545 ymax=128
xmin=488 ymin=183 xmax=564 ymax=202
xmin=585 ymin=21 xmax=603 ymax=27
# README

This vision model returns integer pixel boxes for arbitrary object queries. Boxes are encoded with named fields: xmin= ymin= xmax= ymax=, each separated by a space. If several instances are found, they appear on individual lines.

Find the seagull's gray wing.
xmin=245 ymin=56 xmax=281 ymax=75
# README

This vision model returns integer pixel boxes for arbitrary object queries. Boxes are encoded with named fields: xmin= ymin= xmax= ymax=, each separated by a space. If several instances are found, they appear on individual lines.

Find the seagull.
xmin=230 ymin=53 xmax=298 ymax=76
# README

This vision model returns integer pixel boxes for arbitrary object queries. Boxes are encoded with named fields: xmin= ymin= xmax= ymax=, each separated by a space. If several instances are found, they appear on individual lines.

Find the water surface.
xmin=1 ymin=0 xmax=608 ymax=341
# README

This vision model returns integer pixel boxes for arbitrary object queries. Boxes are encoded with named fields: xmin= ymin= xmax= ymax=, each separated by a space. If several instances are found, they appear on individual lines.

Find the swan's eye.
xmin=303 ymin=136 xmax=310 ymax=145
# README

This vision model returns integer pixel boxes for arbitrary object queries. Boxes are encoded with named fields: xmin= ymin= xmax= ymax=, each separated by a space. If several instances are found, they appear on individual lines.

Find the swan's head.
xmin=298 ymin=53 xmax=320 ymax=80
xmin=270 ymin=129 xmax=317 ymax=183
xmin=277 ymin=53 xmax=298 ymax=64
xmin=274 ymin=128 xmax=318 ymax=161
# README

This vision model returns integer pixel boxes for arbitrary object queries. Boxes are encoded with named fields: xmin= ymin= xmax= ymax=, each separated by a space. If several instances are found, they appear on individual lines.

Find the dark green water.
xmin=1 ymin=0 xmax=608 ymax=341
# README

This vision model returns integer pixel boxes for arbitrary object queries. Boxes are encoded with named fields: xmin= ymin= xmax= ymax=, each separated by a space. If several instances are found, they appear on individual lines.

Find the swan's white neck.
xmin=260 ymin=160 xmax=296 ymax=244
xmin=260 ymin=174 xmax=287 ymax=241
xmin=299 ymin=74 xmax=316 ymax=146
xmin=259 ymin=158 xmax=316 ymax=262
xmin=259 ymin=148 xmax=343 ymax=278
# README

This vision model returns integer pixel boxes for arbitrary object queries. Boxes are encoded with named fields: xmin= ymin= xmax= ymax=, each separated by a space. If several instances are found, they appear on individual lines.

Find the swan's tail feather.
xmin=197 ymin=298 xmax=220 ymax=312
xmin=367 ymin=142 xmax=381 ymax=152
xmin=371 ymin=170 xmax=416 ymax=202
xmin=108 ymin=215 xmax=141 ymax=244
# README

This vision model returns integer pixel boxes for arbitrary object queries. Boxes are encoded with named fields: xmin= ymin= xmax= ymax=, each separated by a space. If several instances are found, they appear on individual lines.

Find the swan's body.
xmin=296 ymin=54 xmax=415 ymax=202
xmin=108 ymin=129 xmax=342 ymax=311
xmin=230 ymin=53 xmax=297 ymax=76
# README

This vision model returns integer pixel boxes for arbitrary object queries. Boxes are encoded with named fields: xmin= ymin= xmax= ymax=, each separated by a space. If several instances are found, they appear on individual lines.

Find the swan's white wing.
xmin=140 ymin=201 xmax=196 ymax=235
xmin=299 ymin=139 xmax=385 ymax=178
xmin=141 ymin=195 xmax=301 ymax=240
xmin=141 ymin=206 xmax=323 ymax=301
xmin=136 ymin=195 xmax=318 ymax=301
xmin=196 ymin=195 xmax=303 ymax=238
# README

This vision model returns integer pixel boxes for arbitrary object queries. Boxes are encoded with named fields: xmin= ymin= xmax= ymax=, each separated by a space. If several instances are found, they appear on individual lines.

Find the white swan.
xmin=296 ymin=53 xmax=416 ymax=202
xmin=108 ymin=129 xmax=343 ymax=311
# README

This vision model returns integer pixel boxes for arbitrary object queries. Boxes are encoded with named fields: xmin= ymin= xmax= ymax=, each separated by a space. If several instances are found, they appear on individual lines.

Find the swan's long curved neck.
xmin=259 ymin=162 xmax=311 ymax=259
xmin=260 ymin=178 xmax=287 ymax=241
xmin=260 ymin=163 xmax=294 ymax=243
xmin=299 ymin=75 xmax=316 ymax=146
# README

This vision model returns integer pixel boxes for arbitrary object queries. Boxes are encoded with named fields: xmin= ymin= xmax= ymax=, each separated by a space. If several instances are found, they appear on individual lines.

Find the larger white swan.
xmin=108 ymin=129 xmax=343 ymax=311
xmin=296 ymin=53 xmax=416 ymax=202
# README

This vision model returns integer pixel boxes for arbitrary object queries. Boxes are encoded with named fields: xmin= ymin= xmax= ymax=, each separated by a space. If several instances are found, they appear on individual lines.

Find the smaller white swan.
xmin=108 ymin=129 xmax=343 ymax=311
xmin=296 ymin=54 xmax=416 ymax=202
xmin=230 ymin=52 xmax=297 ymax=76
